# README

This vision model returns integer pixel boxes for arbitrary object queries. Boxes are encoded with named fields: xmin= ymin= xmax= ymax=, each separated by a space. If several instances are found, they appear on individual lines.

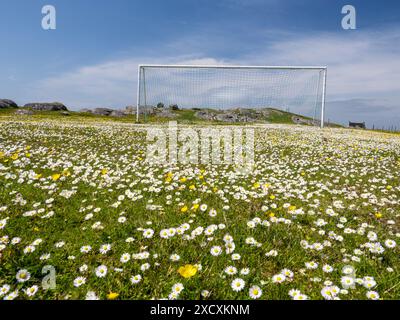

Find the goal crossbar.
xmin=139 ymin=64 xmax=327 ymax=70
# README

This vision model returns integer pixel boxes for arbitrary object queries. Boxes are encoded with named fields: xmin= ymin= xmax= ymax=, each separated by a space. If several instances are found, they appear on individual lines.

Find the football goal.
xmin=137 ymin=64 xmax=327 ymax=127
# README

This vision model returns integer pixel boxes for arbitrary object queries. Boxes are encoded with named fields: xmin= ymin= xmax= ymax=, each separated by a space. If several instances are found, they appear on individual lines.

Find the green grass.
xmin=0 ymin=106 xmax=343 ymax=127
xmin=0 ymin=116 xmax=398 ymax=300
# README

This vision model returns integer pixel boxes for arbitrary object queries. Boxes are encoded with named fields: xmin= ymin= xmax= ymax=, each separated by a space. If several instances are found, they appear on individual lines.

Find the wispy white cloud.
xmin=26 ymin=56 xmax=226 ymax=109
xmin=257 ymin=29 xmax=400 ymax=98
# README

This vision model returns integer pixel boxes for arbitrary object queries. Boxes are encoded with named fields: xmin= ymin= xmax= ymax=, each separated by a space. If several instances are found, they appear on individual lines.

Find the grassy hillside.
xmin=0 ymin=106 xmax=341 ymax=127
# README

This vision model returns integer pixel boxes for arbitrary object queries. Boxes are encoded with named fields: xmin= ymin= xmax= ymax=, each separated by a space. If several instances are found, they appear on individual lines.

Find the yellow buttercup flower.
xmin=101 ymin=168 xmax=108 ymax=175
xmin=51 ymin=173 xmax=61 ymax=181
xmin=178 ymin=264 xmax=198 ymax=278
xmin=34 ymin=174 xmax=42 ymax=180
xmin=107 ymin=292 xmax=119 ymax=300
xmin=11 ymin=153 xmax=19 ymax=160
xmin=180 ymin=177 xmax=187 ymax=183
xmin=180 ymin=206 xmax=188 ymax=213
xmin=192 ymin=203 xmax=199 ymax=211
xmin=269 ymin=194 xmax=276 ymax=200
xmin=375 ymin=212 xmax=382 ymax=219
xmin=62 ymin=169 xmax=71 ymax=177
xmin=25 ymin=153 xmax=31 ymax=158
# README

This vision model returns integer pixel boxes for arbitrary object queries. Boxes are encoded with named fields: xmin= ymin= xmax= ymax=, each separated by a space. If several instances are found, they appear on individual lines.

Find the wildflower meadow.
xmin=0 ymin=117 xmax=399 ymax=300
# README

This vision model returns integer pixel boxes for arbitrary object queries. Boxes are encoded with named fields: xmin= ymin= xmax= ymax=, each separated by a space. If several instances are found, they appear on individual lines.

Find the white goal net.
xmin=137 ymin=65 xmax=327 ymax=127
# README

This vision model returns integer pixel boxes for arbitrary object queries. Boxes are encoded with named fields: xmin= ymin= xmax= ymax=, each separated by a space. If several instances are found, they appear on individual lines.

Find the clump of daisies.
xmin=169 ymin=283 xmax=184 ymax=300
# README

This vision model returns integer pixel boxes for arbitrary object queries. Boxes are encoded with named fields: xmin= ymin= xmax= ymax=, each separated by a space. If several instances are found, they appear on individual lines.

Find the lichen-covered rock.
xmin=92 ymin=108 xmax=114 ymax=116
xmin=0 ymin=99 xmax=18 ymax=108
xmin=195 ymin=110 xmax=217 ymax=121
xmin=80 ymin=108 xmax=92 ymax=113
xmin=110 ymin=110 xmax=127 ymax=117
xmin=15 ymin=109 xmax=34 ymax=115
xmin=24 ymin=102 xmax=67 ymax=111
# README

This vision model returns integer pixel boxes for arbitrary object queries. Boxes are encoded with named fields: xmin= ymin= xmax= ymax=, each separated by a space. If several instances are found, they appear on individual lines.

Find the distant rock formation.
xmin=292 ymin=115 xmax=315 ymax=126
xmin=24 ymin=102 xmax=68 ymax=111
xmin=195 ymin=108 xmax=272 ymax=123
xmin=79 ymin=108 xmax=92 ymax=113
xmin=110 ymin=110 xmax=126 ymax=117
xmin=78 ymin=108 xmax=129 ymax=117
xmin=92 ymin=108 xmax=114 ymax=116
xmin=125 ymin=106 xmax=135 ymax=115
xmin=0 ymin=99 xmax=18 ymax=108
xmin=15 ymin=109 xmax=34 ymax=115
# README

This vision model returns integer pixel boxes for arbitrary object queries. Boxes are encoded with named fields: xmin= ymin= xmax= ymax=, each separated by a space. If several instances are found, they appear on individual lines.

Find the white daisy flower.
xmin=120 ymin=253 xmax=131 ymax=263
xmin=73 ymin=276 xmax=86 ymax=287
xmin=231 ymin=278 xmax=245 ymax=292
xmin=366 ymin=291 xmax=380 ymax=300
xmin=224 ymin=266 xmax=238 ymax=275
xmin=131 ymin=275 xmax=142 ymax=284
xmin=95 ymin=265 xmax=108 ymax=278
xmin=210 ymin=246 xmax=222 ymax=256
xmin=249 ymin=285 xmax=262 ymax=299
xmin=16 ymin=269 xmax=31 ymax=283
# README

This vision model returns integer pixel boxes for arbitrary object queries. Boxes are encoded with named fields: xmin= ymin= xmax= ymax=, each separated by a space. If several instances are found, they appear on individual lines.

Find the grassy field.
xmin=0 ymin=115 xmax=399 ymax=300
xmin=0 ymin=106 xmax=342 ymax=126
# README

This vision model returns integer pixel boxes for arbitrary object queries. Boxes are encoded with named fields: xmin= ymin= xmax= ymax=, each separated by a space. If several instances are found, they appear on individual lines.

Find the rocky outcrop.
xmin=125 ymin=106 xmax=136 ymax=115
xmin=0 ymin=99 xmax=18 ymax=108
xmin=92 ymin=108 xmax=114 ymax=116
xmin=157 ymin=109 xmax=178 ymax=118
xmin=15 ymin=109 xmax=33 ymax=115
xmin=195 ymin=110 xmax=216 ymax=121
xmin=195 ymin=108 xmax=270 ymax=123
xmin=72 ymin=105 xmax=315 ymax=125
xmin=110 ymin=110 xmax=127 ymax=117
xmin=216 ymin=113 xmax=242 ymax=123
xmin=79 ymin=108 xmax=129 ymax=117
xmin=292 ymin=115 xmax=315 ymax=126
xmin=24 ymin=102 xmax=67 ymax=111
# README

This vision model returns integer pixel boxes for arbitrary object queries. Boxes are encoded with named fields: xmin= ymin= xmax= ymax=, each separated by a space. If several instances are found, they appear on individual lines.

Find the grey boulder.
xmin=15 ymin=109 xmax=34 ymax=115
xmin=24 ymin=102 xmax=68 ymax=111
xmin=110 ymin=110 xmax=127 ymax=117
xmin=79 ymin=108 xmax=92 ymax=113
xmin=0 ymin=99 xmax=18 ymax=108
xmin=92 ymin=108 xmax=114 ymax=116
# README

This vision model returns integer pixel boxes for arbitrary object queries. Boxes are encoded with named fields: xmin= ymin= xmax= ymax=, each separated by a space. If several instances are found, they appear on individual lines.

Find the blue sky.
xmin=1 ymin=0 xmax=400 ymax=127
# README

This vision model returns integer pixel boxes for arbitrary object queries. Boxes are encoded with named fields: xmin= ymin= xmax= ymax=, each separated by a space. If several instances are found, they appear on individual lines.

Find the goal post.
xmin=137 ymin=64 xmax=327 ymax=127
